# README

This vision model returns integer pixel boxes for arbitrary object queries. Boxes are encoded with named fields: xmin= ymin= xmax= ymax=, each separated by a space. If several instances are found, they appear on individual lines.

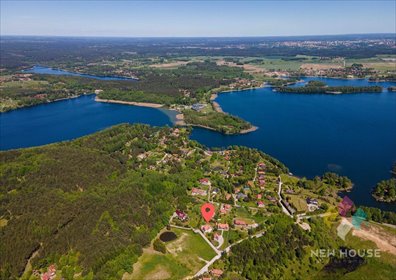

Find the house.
xmin=234 ymin=219 xmax=248 ymax=226
xmin=225 ymin=193 xmax=232 ymax=201
xmin=48 ymin=265 xmax=56 ymax=276
xmin=191 ymin=188 xmax=207 ymax=196
xmin=214 ymin=232 xmax=221 ymax=241
xmin=236 ymin=193 xmax=247 ymax=200
xmin=286 ymin=189 xmax=295 ymax=194
xmin=306 ymin=198 xmax=318 ymax=205
xmin=217 ymin=223 xmax=229 ymax=231
xmin=243 ymin=186 xmax=251 ymax=192
xmin=267 ymin=196 xmax=277 ymax=202
xmin=220 ymin=204 xmax=232 ymax=214
xmin=211 ymin=269 xmax=224 ymax=277
xmin=338 ymin=196 xmax=354 ymax=216
xmin=234 ymin=187 xmax=241 ymax=194
xmin=175 ymin=210 xmax=188 ymax=221
xmin=257 ymin=194 xmax=262 ymax=200
xmin=40 ymin=264 xmax=56 ymax=280
xmin=192 ymin=103 xmax=206 ymax=111
xmin=258 ymin=162 xmax=266 ymax=169
xmin=257 ymin=201 xmax=265 ymax=208
xmin=201 ymin=224 xmax=213 ymax=233
xmin=202 ymin=278 xmax=212 ymax=280
xmin=199 ymin=178 xmax=210 ymax=186
xmin=212 ymin=188 xmax=220 ymax=194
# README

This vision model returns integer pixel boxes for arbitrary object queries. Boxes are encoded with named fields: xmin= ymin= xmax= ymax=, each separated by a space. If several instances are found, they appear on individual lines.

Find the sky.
xmin=1 ymin=0 xmax=395 ymax=37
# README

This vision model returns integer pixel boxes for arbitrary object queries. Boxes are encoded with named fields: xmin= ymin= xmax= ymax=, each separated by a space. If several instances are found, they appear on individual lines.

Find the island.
xmin=372 ymin=178 xmax=396 ymax=202
xmin=1 ymin=124 xmax=396 ymax=279
xmin=276 ymin=80 xmax=383 ymax=94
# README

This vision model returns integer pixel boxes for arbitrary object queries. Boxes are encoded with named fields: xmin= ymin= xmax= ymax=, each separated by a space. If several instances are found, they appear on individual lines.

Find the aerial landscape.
xmin=0 ymin=1 xmax=396 ymax=279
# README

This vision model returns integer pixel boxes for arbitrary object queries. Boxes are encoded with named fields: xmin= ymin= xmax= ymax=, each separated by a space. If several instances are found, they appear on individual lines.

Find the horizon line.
xmin=1 ymin=32 xmax=395 ymax=39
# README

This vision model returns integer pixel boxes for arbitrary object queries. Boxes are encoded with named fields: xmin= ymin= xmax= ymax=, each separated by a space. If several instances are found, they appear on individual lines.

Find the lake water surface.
xmin=191 ymin=78 xmax=396 ymax=211
xmin=1 ymin=69 xmax=395 ymax=210
xmin=24 ymin=65 xmax=137 ymax=81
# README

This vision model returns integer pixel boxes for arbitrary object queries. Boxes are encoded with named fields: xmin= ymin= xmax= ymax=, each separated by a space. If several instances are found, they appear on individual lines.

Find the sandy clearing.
xmin=342 ymin=218 xmax=396 ymax=256
xmin=95 ymin=97 xmax=164 ymax=108
xmin=150 ymin=61 xmax=189 ymax=68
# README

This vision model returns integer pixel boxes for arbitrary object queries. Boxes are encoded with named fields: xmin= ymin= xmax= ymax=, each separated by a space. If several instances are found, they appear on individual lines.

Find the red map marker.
xmin=201 ymin=203 xmax=215 ymax=223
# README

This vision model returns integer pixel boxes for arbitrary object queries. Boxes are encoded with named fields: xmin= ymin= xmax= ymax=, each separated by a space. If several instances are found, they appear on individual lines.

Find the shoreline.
xmin=95 ymin=97 xmax=164 ymax=108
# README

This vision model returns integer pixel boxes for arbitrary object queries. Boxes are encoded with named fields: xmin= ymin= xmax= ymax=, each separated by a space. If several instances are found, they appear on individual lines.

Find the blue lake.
xmin=24 ymin=65 xmax=137 ymax=81
xmin=0 ymin=94 xmax=173 ymax=150
xmin=191 ymin=78 xmax=396 ymax=211
xmin=1 ymin=71 xmax=395 ymax=210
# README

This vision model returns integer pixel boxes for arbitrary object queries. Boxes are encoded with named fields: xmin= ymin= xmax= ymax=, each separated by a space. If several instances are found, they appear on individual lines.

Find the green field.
xmin=128 ymin=228 xmax=216 ymax=279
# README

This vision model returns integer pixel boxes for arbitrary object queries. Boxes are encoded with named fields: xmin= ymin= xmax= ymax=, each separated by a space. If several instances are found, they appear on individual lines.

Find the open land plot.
xmin=128 ymin=228 xmax=216 ymax=279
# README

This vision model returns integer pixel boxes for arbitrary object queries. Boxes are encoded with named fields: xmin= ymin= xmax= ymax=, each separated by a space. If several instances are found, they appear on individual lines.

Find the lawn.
xmin=128 ymin=228 xmax=216 ymax=279
xmin=127 ymin=250 xmax=190 ymax=280
xmin=287 ymin=194 xmax=308 ymax=212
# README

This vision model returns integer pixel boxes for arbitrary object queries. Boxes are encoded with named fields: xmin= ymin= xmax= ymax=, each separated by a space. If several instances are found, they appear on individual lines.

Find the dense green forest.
xmin=183 ymin=109 xmax=253 ymax=134
xmin=222 ymin=215 xmax=340 ymax=279
xmin=0 ymin=61 xmax=249 ymax=111
xmin=2 ymin=35 xmax=395 ymax=70
xmin=277 ymin=82 xmax=383 ymax=94
xmin=97 ymin=62 xmax=250 ymax=105
xmin=372 ymin=178 xmax=396 ymax=203
xmin=0 ymin=124 xmax=202 ymax=279
xmin=359 ymin=206 xmax=396 ymax=225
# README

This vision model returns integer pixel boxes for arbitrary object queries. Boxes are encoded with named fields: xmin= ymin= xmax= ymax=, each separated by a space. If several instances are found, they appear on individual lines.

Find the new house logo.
xmin=336 ymin=196 xmax=367 ymax=240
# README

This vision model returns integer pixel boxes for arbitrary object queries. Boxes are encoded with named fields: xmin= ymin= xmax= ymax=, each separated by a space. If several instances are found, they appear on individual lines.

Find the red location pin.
xmin=201 ymin=203 xmax=215 ymax=223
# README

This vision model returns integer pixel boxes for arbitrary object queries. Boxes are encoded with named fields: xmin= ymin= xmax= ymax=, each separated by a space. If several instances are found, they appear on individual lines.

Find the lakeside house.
xmin=191 ymin=188 xmax=207 ymax=196
xmin=201 ymin=224 xmax=213 ymax=233
xmin=234 ymin=219 xmax=248 ymax=226
xmin=338 ymin=196 xmax=355 ymax=216
xmin=258 ymin=162 xmax=266 ymax=169
xmin=40 ymin=264 xmax=56 ymax=280
xmin=211 ymin=269 xmax=224 ymax=277
xmin=306 ymin=198 xmax=318 ymax=205
xmin=214 ymin=232 xmax=221 ymax=242
xmin=199 ymin=178 xmax=211 ymax=186
xmin=175 ymin=209 xmax=188 ymax=221
xmin=220 ymin=203 xmax=232 ymax=214
xmin=217 ymin=223 xmax=229 ymax=231
xmin=192 ymin=103 xmax=206 ymax=111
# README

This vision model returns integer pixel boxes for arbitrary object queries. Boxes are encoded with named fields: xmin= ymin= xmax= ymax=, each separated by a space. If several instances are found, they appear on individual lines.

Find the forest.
xmin=183 ymin=109 xmax=253 ymax=134
xmin=0 ymin=61 xmax=249 ymax=111
xmin=277 ymin=82 xmax=383 ymax=94
xmin=2 ymin=35 xmax=395 ymax=70
xmin=222 ymin=215 xmax=340 ymax=279
xmin=0 ymin=124 xmax=199 ymax=279
xmin=372 ymin=178 xmax=396 ymax=203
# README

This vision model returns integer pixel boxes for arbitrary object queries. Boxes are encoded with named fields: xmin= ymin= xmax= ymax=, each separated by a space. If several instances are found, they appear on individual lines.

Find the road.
xmin=193 ymin=230 xmax=265 ymax=278
xmin=277 ymin=176 xmax=293 ymax=217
